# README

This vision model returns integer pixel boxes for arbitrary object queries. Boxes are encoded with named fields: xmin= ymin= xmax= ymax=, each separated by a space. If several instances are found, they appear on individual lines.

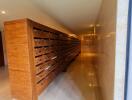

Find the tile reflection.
xmin=0 ymin=67 xmax=11 ymax=100
xmin=39 ymin=52 xmax=101 ymax=100
xmin=0 ymin=53 xmax=101 ymax=100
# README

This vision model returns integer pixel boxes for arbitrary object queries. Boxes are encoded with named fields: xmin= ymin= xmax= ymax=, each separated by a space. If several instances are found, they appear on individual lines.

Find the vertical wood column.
xmin=4 ymin=19 xmax=37 ymax=100
xmin=4 ymin=18 xmax=80 ymax=100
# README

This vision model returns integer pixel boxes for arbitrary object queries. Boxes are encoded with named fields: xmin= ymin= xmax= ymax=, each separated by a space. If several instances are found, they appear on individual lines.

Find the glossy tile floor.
xmin=39 ymin=52 xmax=101 ymax=100
xmin=0 ymin=67 xmax=11 ymax=100
xmin=0 ymin=52 xmax=101 ymax=100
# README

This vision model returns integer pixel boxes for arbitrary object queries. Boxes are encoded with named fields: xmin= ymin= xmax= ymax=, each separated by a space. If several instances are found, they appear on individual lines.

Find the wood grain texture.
xmin=4 ymin=18 xmax=81 ymax=100
xmin=4 ymin=19 xmax=37 ymax=100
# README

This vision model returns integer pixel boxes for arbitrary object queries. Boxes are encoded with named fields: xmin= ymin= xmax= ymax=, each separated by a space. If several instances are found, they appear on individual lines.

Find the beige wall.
xmin=0 ymin=0 xmax=73 ymax=34
xmin=96 ymin=0 xmax=117 ymax=100
xmin=0 ymin=0 xmax=75 ymax=66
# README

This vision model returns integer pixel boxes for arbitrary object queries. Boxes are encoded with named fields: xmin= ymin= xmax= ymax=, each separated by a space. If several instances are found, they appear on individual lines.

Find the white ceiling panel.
xmin=33 ymin=0 xmax=102 ymax=32
xmin=0 ymin=0 xmax=102 ymax=33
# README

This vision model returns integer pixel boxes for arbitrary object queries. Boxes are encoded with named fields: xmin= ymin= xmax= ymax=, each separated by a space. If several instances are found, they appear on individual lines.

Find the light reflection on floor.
xmin=39 ymin=52 xmax=101 ymax=100
xmin=0 ymin=52 xmax=101 ymax=100
xmin=0 ymin=67 xmax=11 ymax=100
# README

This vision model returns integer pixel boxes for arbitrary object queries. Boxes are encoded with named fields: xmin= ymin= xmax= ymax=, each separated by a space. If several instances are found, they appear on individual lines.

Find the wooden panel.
xmin=36 ymin=68 xmax=58 ymax=95
xmin=34 ymin=47 xmax=50 ymax=57
xmin=4 ymin=19 xmax=37 ymax=100
xmin=34 ymin=39 xmax=49 ymax=47
xmin=9 ymin=70 xmax=33 ymax=100
xmin=4 ymin=18 xmax=81 ymax=100
xmin=33 ymin=29 xmax=49 ymax=39
xmin=4 ymin=20 xmax=30 ymax=71
xmin=35 ymin=55 xmax=49 ymax=65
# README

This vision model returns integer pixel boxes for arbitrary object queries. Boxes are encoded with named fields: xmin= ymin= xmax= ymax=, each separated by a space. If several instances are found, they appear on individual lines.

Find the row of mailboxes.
xmin=4 ymin=19 xmax=81 ymax=100
xmin=33 ymin=28 xmax=81 ymax=95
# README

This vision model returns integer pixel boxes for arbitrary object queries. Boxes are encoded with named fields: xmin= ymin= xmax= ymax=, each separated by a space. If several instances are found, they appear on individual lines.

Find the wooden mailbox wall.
xmin=4 ymin=19 xmax=80 ymax=100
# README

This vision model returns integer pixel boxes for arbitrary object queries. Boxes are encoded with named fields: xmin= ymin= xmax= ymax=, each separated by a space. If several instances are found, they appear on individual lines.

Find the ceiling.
xmin=0 ymin=0 xmax=102 ymax=33
xmin=33 ymin=0 xmax=102 ymax=32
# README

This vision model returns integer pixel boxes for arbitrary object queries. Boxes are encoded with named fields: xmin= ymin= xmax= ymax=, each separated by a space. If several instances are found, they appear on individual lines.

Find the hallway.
xmin=0 ymin=52 xmax=100 ymax=100
xmin=39 ymin=52 xmax=100 ymax=100
xmin=0 ymin=0 xmax=129 ymax=99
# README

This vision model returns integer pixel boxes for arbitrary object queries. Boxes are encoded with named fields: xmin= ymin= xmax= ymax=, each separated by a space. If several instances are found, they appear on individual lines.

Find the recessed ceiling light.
xmin=69 ymin=34 xmax=77 ymax=37
xmin=96 ymin=24 xmax=101 ymax=27
xmin=89 ymin=24 xmax=94 ymax=28
xmin=1 ymin=10 xmax=6 ymax=14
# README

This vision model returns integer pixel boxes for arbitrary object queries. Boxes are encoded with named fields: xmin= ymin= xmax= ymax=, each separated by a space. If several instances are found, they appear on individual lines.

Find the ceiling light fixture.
xmin=1 ymin=10 xmax=6 ymax=14
xmin=89 ymin=24 xmax=94 ymax=28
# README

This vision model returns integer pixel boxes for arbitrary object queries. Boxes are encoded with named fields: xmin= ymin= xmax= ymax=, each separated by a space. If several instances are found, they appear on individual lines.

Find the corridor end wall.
xmin=96 ymin=0 xmax=117 ymax=100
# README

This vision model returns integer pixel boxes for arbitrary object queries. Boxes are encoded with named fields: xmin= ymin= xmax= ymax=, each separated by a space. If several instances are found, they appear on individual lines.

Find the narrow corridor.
xmin=0 ymin=52 xmax=101 ymax=100
xmin=0 ymin=0 xmax=124 ymax=99
xmin=39 ymin=52 xmax=101 ymax=100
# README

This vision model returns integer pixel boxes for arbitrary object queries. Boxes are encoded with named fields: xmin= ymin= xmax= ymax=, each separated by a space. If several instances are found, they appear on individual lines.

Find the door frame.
xmin=124 ymin=0 xmax=132 ymax=99
xmin=114 ymin=0 xmax=129 ymax=100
